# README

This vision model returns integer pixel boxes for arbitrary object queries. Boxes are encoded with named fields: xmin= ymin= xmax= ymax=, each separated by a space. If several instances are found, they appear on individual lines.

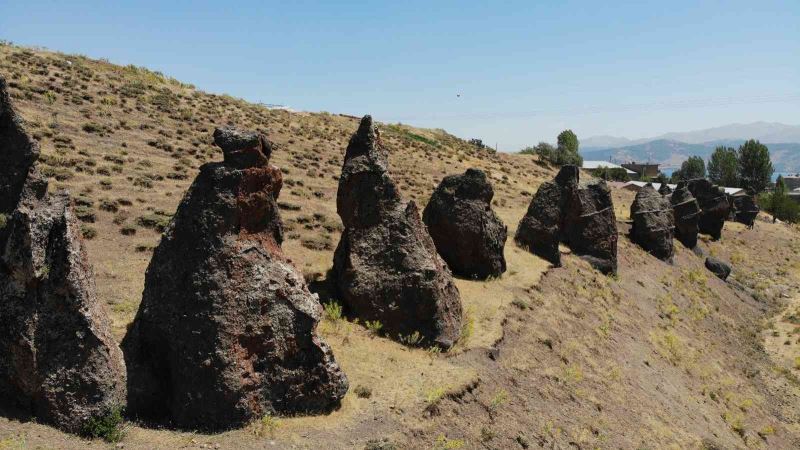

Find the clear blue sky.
xmin=2 ymin=0 xmax=799 ymax=150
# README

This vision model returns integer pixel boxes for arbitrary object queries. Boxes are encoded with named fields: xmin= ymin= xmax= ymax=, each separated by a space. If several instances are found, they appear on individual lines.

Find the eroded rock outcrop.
xmin=0 ymin=77 xmax=40 ymax=216
xmin=670 ymin=182 xmax=701 ymax=249
xmin=515 ymin=165 xmax=618 ymax=274
xmin=422 ymin=168 xmax=507 ymax=279
xmin=630 ymin=184 xmax=674 ymax=261
xmin=333 ymin=115 xmax=463 ymax=348
xmin=0 ymin=78 xmax=126 ymax=433
xmin=687 ymin=179 xmax=729 ymax=240
xmin=122 ymin=127 xmax=347 ymax=430
xmin=732 ymin=195 xmax=759 ymax=228
xmin=658 ymin=183 xmax=672 ymax=196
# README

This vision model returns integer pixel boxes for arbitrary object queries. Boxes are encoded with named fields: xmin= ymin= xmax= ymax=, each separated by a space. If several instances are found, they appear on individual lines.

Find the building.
xmin=621 ymin=162 xmax=660 ymax=179
xmin=621 ymin=181 xmax=745 ymax=197
xmin=782 ymin=176 xmax=800 ymax=191
xmin=582 ymin=161 xmax=638 ymax=179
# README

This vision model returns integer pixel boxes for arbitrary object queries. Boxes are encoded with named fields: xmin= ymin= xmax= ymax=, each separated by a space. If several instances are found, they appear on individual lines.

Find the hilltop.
xmin=1 ymin=43 xmax=800 ymax=449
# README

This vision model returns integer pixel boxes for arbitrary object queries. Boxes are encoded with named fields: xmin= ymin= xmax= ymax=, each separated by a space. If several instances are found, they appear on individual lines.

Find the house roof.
xmin=620 ymin=181 xmax=745 ymax=196
xmin=582 ymin=161 xmax=637 ymax=175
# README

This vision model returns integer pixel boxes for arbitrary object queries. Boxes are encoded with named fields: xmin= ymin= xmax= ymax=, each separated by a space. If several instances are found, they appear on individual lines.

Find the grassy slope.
xmin=1 ymin=43 xmax=800 ymax=449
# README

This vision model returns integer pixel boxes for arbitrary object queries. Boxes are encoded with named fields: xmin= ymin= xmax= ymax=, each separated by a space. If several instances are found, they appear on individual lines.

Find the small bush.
xmin=354 ymin=385 xmax=372 ymax=399
xmin=365 ymin=320 xmax=383 ymax=336
xmin=81 ymin=407 xmax=125 ymax=442
xmin=120 ymin=225 xmax=137 ymax=236
xmin=323 ymin=301 xmax=343 ymax=322
xmin=80 ymin=225 xmax=97 ymax=239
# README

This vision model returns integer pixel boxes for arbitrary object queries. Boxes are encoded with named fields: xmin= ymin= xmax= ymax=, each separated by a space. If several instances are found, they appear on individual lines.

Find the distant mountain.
xmin=581 ymin=139 xmax=800 ymax=173
xmin=580 ymin=135 xmax=633 ymax=149
xmin=581 ymin=122 xmax=800 ymax=150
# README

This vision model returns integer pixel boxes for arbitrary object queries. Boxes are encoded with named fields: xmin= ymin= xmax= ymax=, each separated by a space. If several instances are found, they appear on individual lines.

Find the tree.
xmin=670 ymin=156 xmax=706 ymax=182
xmin=737 ymin=139 xmax=773 ymax=194
xmin=653 ymin=173 xmax=669 ymax=185
xmin=557 ymin=129 xmax=579 ymax=154
xmin=775 ymin=175 xmax=786 ymax=196
xmin=595 ymin=167 xmax=630 ymax=182
xmin=707 ymin=146 xmax=738 ymax=187
xmin=520 ymin=142 xmax=555 ymax=162
xmin=555 ymin=129 xmax=582 ymax=166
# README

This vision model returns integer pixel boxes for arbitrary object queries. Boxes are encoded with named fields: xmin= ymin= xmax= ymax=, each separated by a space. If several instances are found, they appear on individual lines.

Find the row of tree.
xmin=520 ymin=130 xmax=583 ymax=167
xmin=670 ymin=140 xmax=774 ymax=194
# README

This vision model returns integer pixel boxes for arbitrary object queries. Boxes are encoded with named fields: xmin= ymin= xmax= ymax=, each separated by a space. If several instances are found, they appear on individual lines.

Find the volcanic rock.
xmin=705 ymin=257 xmax=731 ymax=280
xmin=0 ymin=82 xmax=126 ymax=434
xmin=687 ymin=179 xmax=729 ymax=240
xmin=670 ymin=182 xmax=701 ymax=249
xmin=332 ymin=115 xmax=463 ymax=349
xmin=731 ymin=195 xmax=759 ymax=228
xmin=630 ymin=184 xmax=674 ymax=261
xmin=0 ymin=77 xmax=41 ymax=216
xmin=122 ymin=127 xmax=347 ymax=430
xmin=422 ymin=168 xmax=507 ymax=279
xmin=658 ymin=183 xmax=672 ymax=196
xmin=515 ymin=165 xmax=618 ymax=274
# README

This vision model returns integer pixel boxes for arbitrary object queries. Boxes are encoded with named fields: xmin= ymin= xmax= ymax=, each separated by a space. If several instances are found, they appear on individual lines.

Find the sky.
xmin=2 ymin=0 xmax=799 ymax=151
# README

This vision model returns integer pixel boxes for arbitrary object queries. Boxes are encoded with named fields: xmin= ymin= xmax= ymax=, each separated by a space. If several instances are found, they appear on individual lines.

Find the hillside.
xmin=2 ymin=43 xmax=800 ymax=449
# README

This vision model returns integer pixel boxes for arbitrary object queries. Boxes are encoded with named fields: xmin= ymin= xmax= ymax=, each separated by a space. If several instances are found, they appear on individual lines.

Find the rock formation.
xmin=687 ymin=179 xmax=729 ymax=240
xmin=0 ymin=77 xmax=40 ymax=216
xmin=705 ymin=257 xmax=731 ymax=280
xmin=670 ymin=182 xmax=701 ymax=249
xmin=332 ymin=115 xmax=463 ymax=349
xmin=515 ymin=165 xmax=618 ymax=274
xmin=422 ymin=168 xmax=507 ymax=279
xmin=658 ymin=183 xmax=672 ymax=196
xmin=0 ymin=78 xmax=126 ymax=434
xmin=630 ymin=184 xmax=674 ymax=261
xmin=122 ymin=127 xmax=348 ymax=431
xmin=731 ymin=195 xmax=759 ymax=228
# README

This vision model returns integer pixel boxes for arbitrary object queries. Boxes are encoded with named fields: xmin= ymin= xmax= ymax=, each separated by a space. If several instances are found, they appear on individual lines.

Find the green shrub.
xmin=81 ymin=407 xmax=125 ymax=442
xmin=80 ymin=225 xmax=97 ymax=239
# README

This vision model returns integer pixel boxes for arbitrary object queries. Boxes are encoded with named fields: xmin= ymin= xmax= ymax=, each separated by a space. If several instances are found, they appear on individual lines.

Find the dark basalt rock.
xmin=122 ymin=128 xmax=347 ymax=431
xmin=332 ymin=115 xmax=463 ymax=349
xmin=670 ymin=182 xmax=701 ymax=249
xmin=422 ymin=168 xmax=507 ymax=279
xmin=687 ymin=179 xmax=729 ymax=240
xmin=515 ymin=165 xmax=618 ymax=274
xmin=0 ymin=77 xmax=40 ymax=216
xmin=658 ymin=183 xmax=672 ymax=196
xmin=705 ymin=256 xmax=731 ymax=280
xmin=0 ymin=83 xmax=125 ymax=434
xmin=630 ymin=184 xmax=674 ymax=261
xmin=731 ymin=195 xmax=759 ymax=228
xmin=0 ymin=192 xmax=127 ymax=434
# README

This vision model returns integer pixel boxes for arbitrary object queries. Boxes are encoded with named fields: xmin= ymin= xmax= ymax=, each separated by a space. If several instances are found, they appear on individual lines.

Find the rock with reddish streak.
xmin=122 ymin=128 xmax=347 ymax=431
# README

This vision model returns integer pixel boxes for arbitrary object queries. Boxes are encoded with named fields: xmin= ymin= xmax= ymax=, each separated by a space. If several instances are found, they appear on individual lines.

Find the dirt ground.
xmin=2 ymin=43 xmax=800 ymax=449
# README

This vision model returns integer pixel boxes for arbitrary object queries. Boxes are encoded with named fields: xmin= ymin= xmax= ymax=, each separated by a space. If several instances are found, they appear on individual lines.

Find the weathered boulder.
xmin=705 ymin=257 xmax=731 ymax=281
xmin=732 ymin=195 xmax=759 ymax=228
xmin=0 ymin=77 xmax=40 ymax=216
xmin=670 ymin=182 xmax=701 ymax=249
xmin=0 ymin=82 xmax=126 ymax=434
xmin=333 ymin=115 xmax=463 ymax=349
xmin=658 ymin=183 xmax=672 ymax=196
xmin=515 ymin=165 xmax=618 ymax=274
xmin=122 ymin=127 xmax=347 ymax=430
xmin=515 ymin=181 xmax=562 ymax=266
xmin=687 ymin=179 xmax=729 ymax=240
xmin=422 ymin=168 xmax=507 ymax=279
xmin=0 ymin=192 xmax=127 ymax=434
xmin=630 ymin=184 xmax=674 ymax=261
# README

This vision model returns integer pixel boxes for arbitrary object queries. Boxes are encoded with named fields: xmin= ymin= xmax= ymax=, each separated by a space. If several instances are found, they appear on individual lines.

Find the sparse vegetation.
xmin=80 ymin=407 xmax=125 ymax=443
